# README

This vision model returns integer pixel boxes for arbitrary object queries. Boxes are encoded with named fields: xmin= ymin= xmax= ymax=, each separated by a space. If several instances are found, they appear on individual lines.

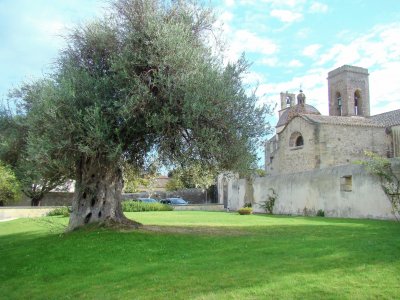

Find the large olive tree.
xmin=8 ymin=0 xmax=271 ymax=230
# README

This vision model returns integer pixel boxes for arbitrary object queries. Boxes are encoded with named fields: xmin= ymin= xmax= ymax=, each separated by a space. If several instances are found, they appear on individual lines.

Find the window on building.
xmin=340 ymin=175 xmax=352 ymax=192
xmin=286 ymin=95 xmax=291 ymax=107
xmin=289 ymin=132 xmax=304 ymax=149
xmin=354 ymin=90 xmax=361 ymax=115
xmin=336 ymin=92 xmax=342 ymax=116
xmin=295 ymin=136 xmax=304 ymax=146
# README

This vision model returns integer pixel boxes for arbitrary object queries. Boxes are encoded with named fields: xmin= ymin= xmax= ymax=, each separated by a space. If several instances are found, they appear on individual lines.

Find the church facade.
xmin=265 ymin=65 xmax=400 ymax=175
xmin=218 ymin=65 xmax=400 ymax=220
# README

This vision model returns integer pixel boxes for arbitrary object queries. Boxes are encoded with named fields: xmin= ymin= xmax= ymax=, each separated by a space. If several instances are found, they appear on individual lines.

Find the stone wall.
xmin=317 ymin=123 xmax=389 ymax=168
xmin=123 ymin=188 xmax=216 ymax=204
xmin=219 ymin=163 xmax=397 ymax=220
xmin=270 ymin=117 xmax=317 ymax=175
xmin=327 ymin=65 xmax=370 ymax=117
xmin=0 ymin=207 xmax=56 ymax=220
xmin=9 ymin=188 xmax=215 ymax=207
xmin=13 ymin=192 xmax=74 ymax=207
xmin=266 ymin=116 xmax=389 ymax=175
xmin=173 ymin=204 xmax=225 ymax=211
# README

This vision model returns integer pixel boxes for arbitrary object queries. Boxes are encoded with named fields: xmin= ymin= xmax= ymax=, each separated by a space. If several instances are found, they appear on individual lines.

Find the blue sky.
xmin=214 ymin=0 xmax=400 ymax=116
xmin=1 ymin=0 xmax=400 ymax=165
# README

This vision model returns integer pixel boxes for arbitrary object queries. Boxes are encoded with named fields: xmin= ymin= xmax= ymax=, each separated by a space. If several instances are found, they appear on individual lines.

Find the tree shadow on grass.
xmin=0 ymin=218 xmax=399 ymax=299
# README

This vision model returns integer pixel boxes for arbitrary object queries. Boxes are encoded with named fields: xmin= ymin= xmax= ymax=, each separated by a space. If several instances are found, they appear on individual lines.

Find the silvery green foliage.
xmin=360 ymin=151 xmax=400 ymax=220
xmin=12 ymin=0 xmax=271 ymax=175
xmin=6 ymin=0 xmax=273 ymax=227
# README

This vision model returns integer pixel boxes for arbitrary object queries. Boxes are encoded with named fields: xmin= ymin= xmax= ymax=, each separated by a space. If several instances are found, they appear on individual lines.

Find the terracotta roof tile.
xmin=368 ymin=109 xmax=400 ymax=127
xmin=300 ymin=114 xmax=385 ymax=127
xmin=277 ymin=104 xmax=321 ymax=127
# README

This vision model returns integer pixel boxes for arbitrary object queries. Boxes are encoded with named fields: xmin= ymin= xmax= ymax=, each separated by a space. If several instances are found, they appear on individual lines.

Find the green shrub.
xmin=165 ymin=177 xmax=185 ymax=191
xmin=238 ymin=207 xmax=253 ymax=215
xmin=122 ymin=200 xmax=173 ymax=212
xmin=357 ymin=151 xmax=400 ymax=220
xmin=0 ymin=163 xmax=21 ymax=205
xmin=47 ymin=206 xmax=70 ymax=217
xmin=316 ymin=209 xmax=325 ymax=217
xmin=259 ymin=188 xmax=277 ymax=214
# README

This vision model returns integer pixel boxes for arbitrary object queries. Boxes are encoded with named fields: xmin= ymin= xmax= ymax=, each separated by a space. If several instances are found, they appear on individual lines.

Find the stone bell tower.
xmin=327 ymin=65 xmax=370 ymax=117
xmin=278 ymin=91 xmax=296 ymax=117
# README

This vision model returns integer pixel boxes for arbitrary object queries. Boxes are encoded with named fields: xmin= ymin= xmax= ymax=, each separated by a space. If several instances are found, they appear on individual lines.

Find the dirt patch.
xmin=139 ymin=225 xmax=248 ymax=236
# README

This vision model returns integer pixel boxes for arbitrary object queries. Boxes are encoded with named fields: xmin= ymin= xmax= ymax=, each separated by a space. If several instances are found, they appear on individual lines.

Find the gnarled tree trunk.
xmin=31 ymin=197 xmax=42 ymax=206
xmin=68 ymin=157 xmax=141 ymax=231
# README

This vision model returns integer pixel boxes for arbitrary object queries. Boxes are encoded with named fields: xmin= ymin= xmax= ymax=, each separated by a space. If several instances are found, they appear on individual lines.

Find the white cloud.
xmin=288 ymin=59 xmax=303 ymax=67
xmin=302 ymin=44 xmax=322 ymax=58
xmin=243 ymin=71 xmax=265 ymax=85
xmin=224 ymin=0 xmax=235 ymax=7
xmin=370 ymin=61 xmax=400 ymax=114
xmin=216 ymin=11 xmax=234 ymax=34
xmin=258 ymin=57 xmax=278 ymax=67
xmin=309 ymin=2 xmax=328 ymax=14
xmin=317 ymin=23 xmax=400 ymax=69
xmin=256 ymin=67 xmax=329 ymax=113
xmin=226 ymin=29 xmax=278 ymax=61
xmin=270 ymin=9 xmax=303 ymax=23
xmin=296 ymin=27 xmax=311 ymax=39
xmin=220 ymin=11 xmax=234 ymax=23
xmin=257 ymin=0 xmax=306 ymax=8
xmin=212 ymin=11 xmax=234 ymax=56
xmin=260 ymin=23 xmax=400 ymax=117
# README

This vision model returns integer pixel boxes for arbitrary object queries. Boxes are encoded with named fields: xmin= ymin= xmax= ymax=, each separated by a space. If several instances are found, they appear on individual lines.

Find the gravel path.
xmin=0 ymin=218 xmax=18 ymax=222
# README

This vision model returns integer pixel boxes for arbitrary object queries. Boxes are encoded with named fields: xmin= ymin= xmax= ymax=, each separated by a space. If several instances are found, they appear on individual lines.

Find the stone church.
xmin=265 ymin=65 xmax=400 ymax=175
xmin=218 ymin=65 xmax=400 ymax=220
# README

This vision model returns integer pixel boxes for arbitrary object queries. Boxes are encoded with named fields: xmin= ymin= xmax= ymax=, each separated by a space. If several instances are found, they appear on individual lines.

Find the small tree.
xmin=0 ymin=107 xmax=67 ymax=206
xmin=123 ymin=160 xmax=160 ymax=197
xmin=358 ymin=151 xmax=400 ymax=220
xmin=165 ymin=176 xmax=185 ymax=191
xmin=0 ymin=162 xmax=21 ymax=206
xmin=122 ymin=164 xmax=149 ymax=193
xmin=167 ymin=163 xmax=216 ymax=201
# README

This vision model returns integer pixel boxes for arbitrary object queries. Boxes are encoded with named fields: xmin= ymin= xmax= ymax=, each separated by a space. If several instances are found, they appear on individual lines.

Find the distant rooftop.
xmin=277 ymin=104 xmax=321 ymax=128
xmin=297 ymin=109 xmax=400 ymax=128
xmin=300 ymin=114 xmax=383 ymax=127
xmin=368 ymin=109 xmax=400 ymax=127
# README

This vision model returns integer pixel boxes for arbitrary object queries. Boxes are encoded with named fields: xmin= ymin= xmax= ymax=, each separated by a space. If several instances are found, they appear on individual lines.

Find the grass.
xmin=0 ymin=211 xmax=399 ymax=299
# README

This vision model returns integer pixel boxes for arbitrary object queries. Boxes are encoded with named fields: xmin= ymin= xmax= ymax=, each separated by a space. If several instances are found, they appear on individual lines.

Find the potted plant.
xmin=238 ymin=203 xmax=253 ymax=215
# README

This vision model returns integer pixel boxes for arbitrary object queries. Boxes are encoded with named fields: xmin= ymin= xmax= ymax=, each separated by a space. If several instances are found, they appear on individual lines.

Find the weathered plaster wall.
xmin=0 ymin=207 xmax=56 ymax=220
xmin=220 ymin=164 xmax=396 ymax=220
xmin=226 ymin=179 xmax=246 ymax=211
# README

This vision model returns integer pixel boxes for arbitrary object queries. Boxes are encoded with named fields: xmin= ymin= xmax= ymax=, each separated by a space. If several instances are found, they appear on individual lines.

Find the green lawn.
xmin=0 ymin=211 xmax=399 ymax=299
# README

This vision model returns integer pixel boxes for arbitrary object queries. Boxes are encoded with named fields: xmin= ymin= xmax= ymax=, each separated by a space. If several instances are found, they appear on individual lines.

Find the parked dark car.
xmin=136 ymin=198 xmax=158 ymax=203
xmin=160 ymin=198 xmax=189 ymax=205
